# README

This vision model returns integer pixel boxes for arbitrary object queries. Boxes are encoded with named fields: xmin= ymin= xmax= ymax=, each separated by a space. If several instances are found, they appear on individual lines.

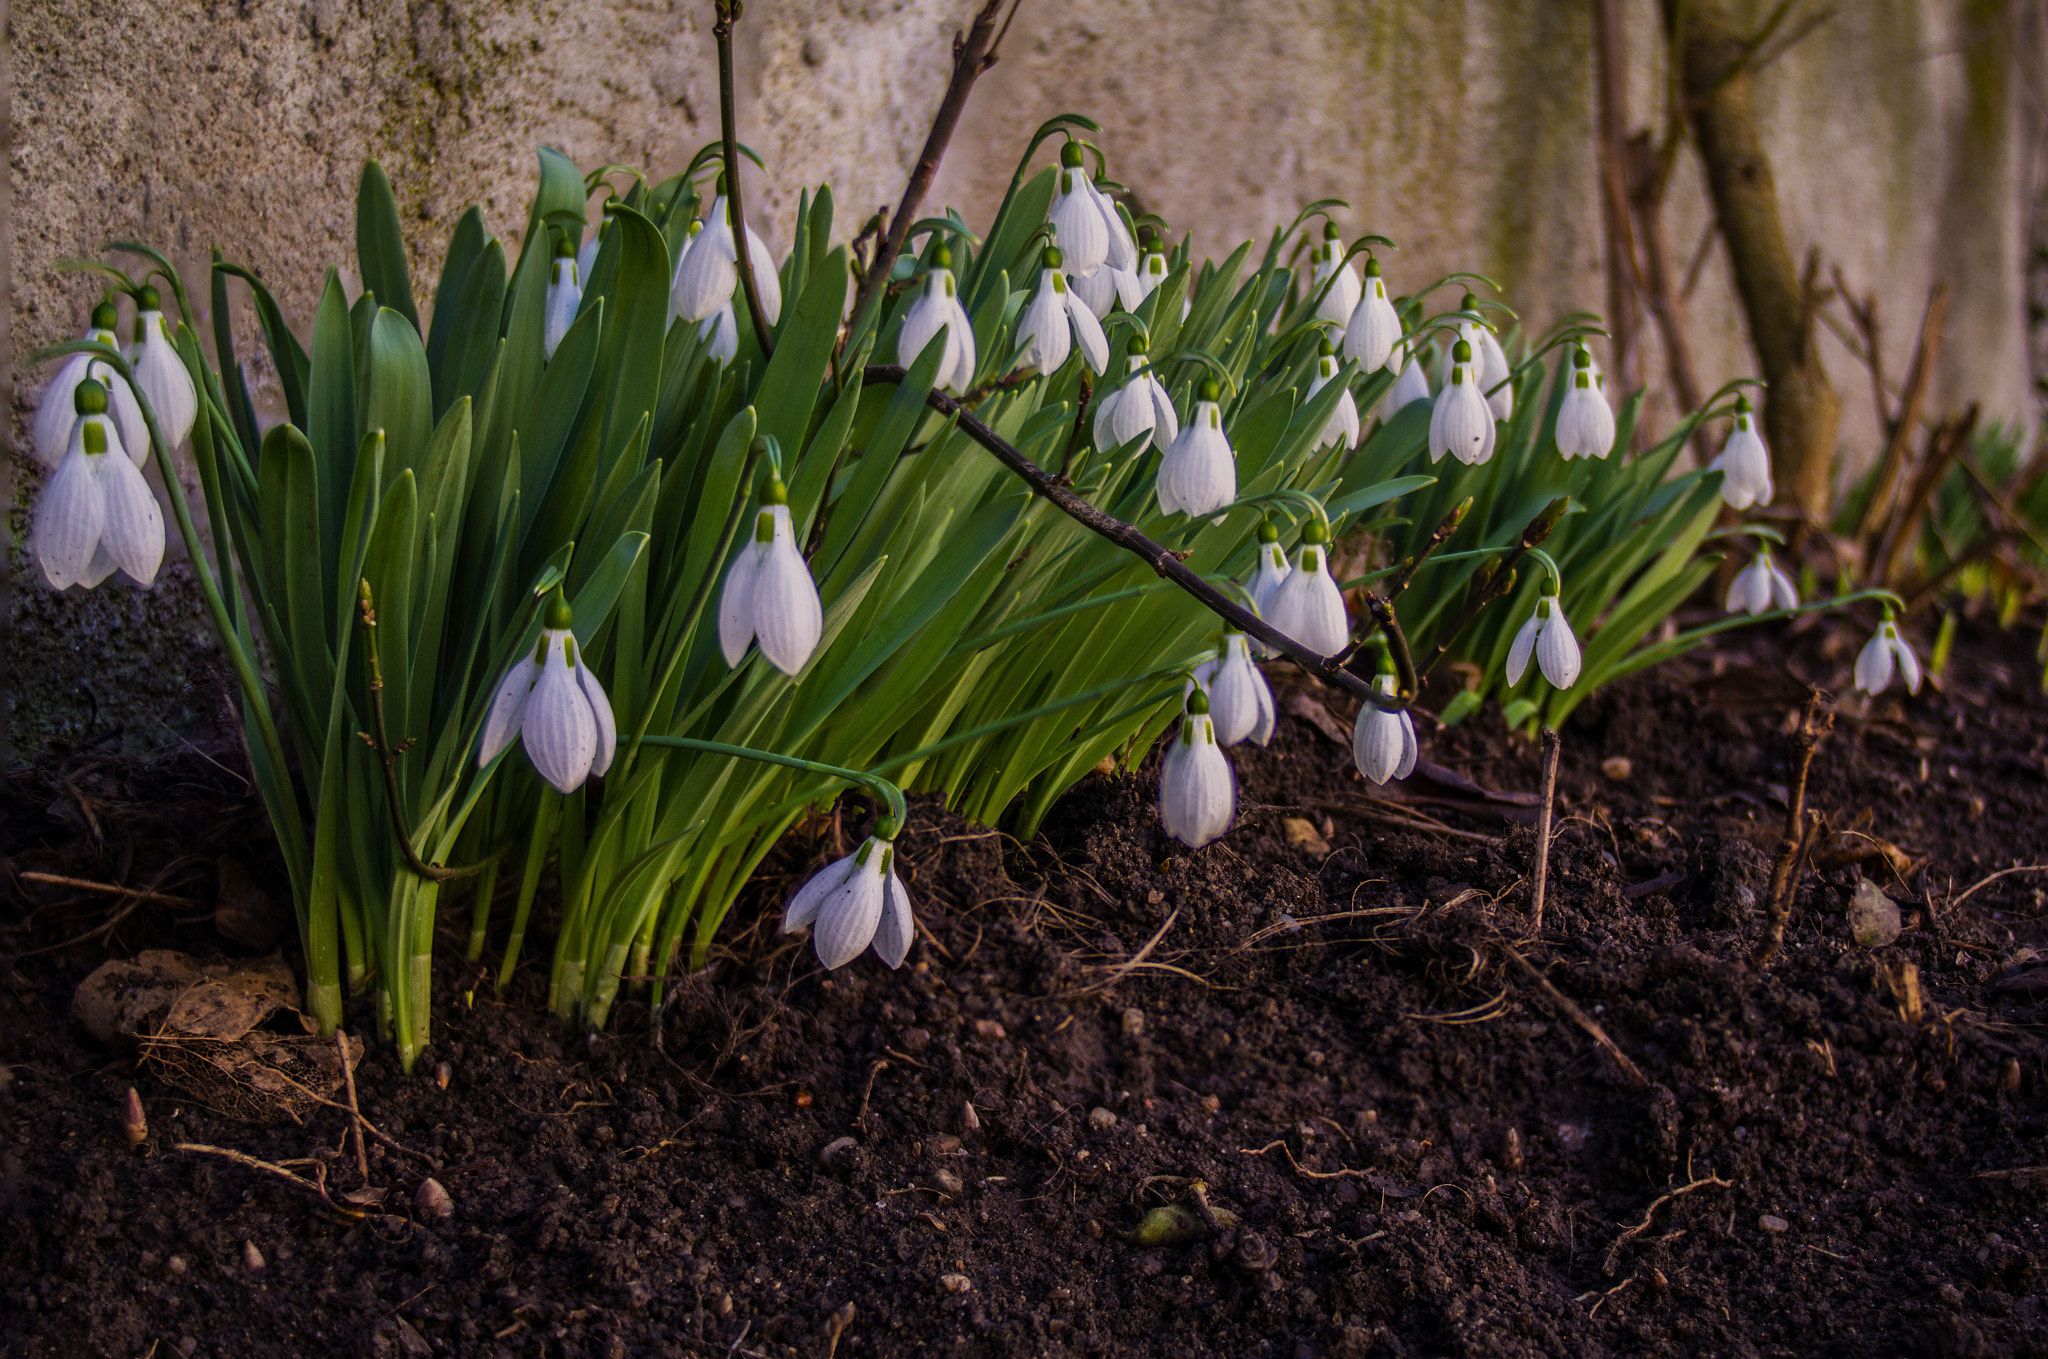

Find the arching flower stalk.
xmin=1047 ymin=141 xmax=1108 ymax=278
xmin=1189 ymin=631 xmax=1275 ymax=747
xmin=1015 ymin=246 xmax=1109 ymax=375
xmin=896 ymin=243 xmax=978 ymax=393
xmin=1429 ymin=339 xmax=1495 ymax=465
xmin=1157 ymin=378 xmax=1236 ymax=517
xmin=1352 ymin=673 xmax=1417 ymax=785
xmin=1854 ymin=614 xmax=1922 ymax=696
xmin=35 ymin=298 xmax=146 ymax=467
xmin=1305 ymin=338 xmax=1360 ymax=451
xmin=1554 ymin=346 xmax=1616 ymax=460
xmin=1266 ymin=520 xmax=1350 ymax=656
xmin=1342 ymin=255 xmax=1402 ymax=375
xmin=1311 ymin=221 xmax=1362 ymax=335
xmin=1092 ymin=335 xmax=1178 ymax=454
xmin=670 ymin=174 xmax=782 ymax=326
xmin=1711 ymin=395 xmax=1773 ymax=510
xmin=718 ymin=467 xmax=824 ymax=676
xmin=1158 ymin=686 xmax=1236 ymax=849
xmin=127 ymin=285 xmax=197 ymax=450
xmin=479 ymin=593 xmax=617 ymax=794
xmin=782 ymin=824 xmax=915 ymax=970
xmin=543 ymin=233 xmax=582 ymax=360
xmin=1726 ymin=547 xmax=1798 ymax=615
xmin=33 ymin=377 xmax=164 ymax=591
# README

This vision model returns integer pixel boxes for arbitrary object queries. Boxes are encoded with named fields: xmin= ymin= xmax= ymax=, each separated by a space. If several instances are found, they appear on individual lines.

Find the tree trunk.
xmin=1665 ymin=0 xmax=1840 ymax=519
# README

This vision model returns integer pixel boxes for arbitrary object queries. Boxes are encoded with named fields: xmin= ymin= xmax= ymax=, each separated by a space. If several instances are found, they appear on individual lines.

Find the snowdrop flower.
xmin=543 ymin=233 xmax=582 ymax=360
xmin=479 ymin=597 xmax=617 ymax=793
xmin=1854 ymin=617 xmax=1922 ymax=696
xmin=1068 ymin=260 xmax=1143 ymax=319
xmin=1189 ymin=631 xmax=1275 ymax=747
xmin=128 ymin=286 xmax=197 ymax=451
xmin=719 ymin=471 xmax=823 ymax=676
xmin=782 ymin=830 xmax=915 ymax=970
xmin=1711 ymin=395 xmax=1773 ymax=510
xmin=1429 ymin=339 xmax=1496 ymax=465
xmin=1377 ymin=347 xmax=1432 ymax=422
xmin=1015 ymin=247 xmax=1109 ymax=375
xmin=1047 ymin=141 xmax=1108 ymax=278
xmin=35 ymin=298 xmax=147 ymax=469
xmin=1305 ymin=339 xmax=1360 ymax=451
xmin=1246 ymin=521 xmax=1292 ymax=657
xmin=576 ymin=218 xmax=606 ymax=284
xmin=670 ymin=175 xmax=781 ymax=325
xmin=668 ymin=218 xmax=704 ymax=323
xmin=1091 ymin=172 xmax=1137 ymax=273
xmin=1092 ymin=335 xmax=1178 ymax=454
xmin=1440 ymin=298 xmax=1512 ymax=421
xmin=33 ymin=378 xmax=164 ymax=591
xmin=1158 ymin=687 xmax=1236 ymax=849
xmin=1725 ymin=547 xmax=1798 ymax=616
xmin=1554 ymin=347 xmax=1616 ymax=459
xmin=1342 ymin=257 xmax=1402 ymax=376
xmin=1134 ymin=234 xmax=1172 ymax=302
xmin=896 ymin=243 xmax=978 ymax=394
xmin=1157 ymin=379 xmax=1236 ymax=517
xmin=700 ymin=301 xmax=739 ymax=365
xmin=1351 ymin=673 xmax=1418 ymax=785
xmin=1505 ymin=595 xmax=1581 ymax=689
xmin=1311 ymin=222 xmax=1361 ymax=335
xmin=1266 ymin=524 xmax=1350 ymax=656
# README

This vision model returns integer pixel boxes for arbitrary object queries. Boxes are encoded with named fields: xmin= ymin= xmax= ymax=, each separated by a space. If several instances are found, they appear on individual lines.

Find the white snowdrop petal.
xmin=1430 ymin=376 xmax=1495 ymax=465
xmin=1854 ymin=632 xmax=1894 ymax=694
xmin=95 ymin=447 xmax=164 ymax=586
xmin=896 ymin=291 xmax=950 ymax=372
xmin=672 ymin=202 xmax=738 ymax=322
xmin=871 ymin=869 xmax=915 ymax=969
xmin=1343 ymin=287 xmax=1401 ymax=375
xmin=1769 ymin=563 xmax=1799 ymax=611
xmin=1067 ymin=291 xmax=1109 ymax=374
xmin=1094 ymin=181 xmax=1136 ymax=272
xmin=479 ymin=656 xmax=541 ymax=767
xmin=1352 ymin=706 xmax=1405 ymax=785
xmin=1892 ymin=630 xmax=1923 ymax=695
xmin=1068 ymin=266 xmax=1116 ymax=319
xmin=944 ymin=300 xmax=979 ymax=392
xmin=134 ymin=316 xmax=198 ymax=450
xmin=1048 ymin=170 xmax=1108 ymax=277
xmin=1159 ymin=719 xmax=1236 ymax=848
xmin=812 ymin=856 xmax=887 ymax=970
xmin=700 ymin=303 xmax=739 ymax=364
xmin=1384 ymin=354 xmax=1432 ymax=417
xmin=1146 ymin=379 xmax=1180 ymax=451
xmin=544 ymin=266 xmax=582 ymax=360
xmin=33 ymin=353 xmax=93 ymax=469
xmin=1017 ymin=277 xmax=1069 ymax=372
xmin=745 ymin=226 xmax=782 ymax=325
xmin=1111 ymin=266 xmax=1145 ymax=312
xmin=1478 ymin=328 xmax=1514 ymax=422
xmin=751 ymin=510 xmax=824 ymax=677
xmin=1395 ymin=713 xmax=1418 ymax=779
xmin=1536 ymin=602 xmax=1582 ymax=689
xmin=1206 ymin=640 xmax=1270 ymax=746
xmin=718 ymin=536 xmax=767 ymax=666
xmin=522 ymin=644 xmax=599 ymax=793
xmin=34 ymin=439 xmax=106 ymax=589
xmin=1505 ymin=613 xmax=1542 ymax=685
xmin=80 ymin=544 xmax=120 ymax=589
xmin=575 ymin=660 xmax=617 ymax=777
xmin=1330 ymin=388 xmax=1361 ymax=450
xmin=1267 ymin=549 xmax=1349 ymax=656
xmin=783 ymin=852 xmax=858 ymax=933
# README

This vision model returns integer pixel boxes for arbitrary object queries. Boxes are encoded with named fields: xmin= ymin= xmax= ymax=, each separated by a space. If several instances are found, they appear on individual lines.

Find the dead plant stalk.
xmin=1750 ymin=692 xmax=1831 ymax=972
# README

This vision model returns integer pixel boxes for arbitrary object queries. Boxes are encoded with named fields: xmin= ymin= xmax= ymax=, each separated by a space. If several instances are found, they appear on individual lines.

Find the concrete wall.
xmin=10 ymin=0 xmax=2045 ymax=754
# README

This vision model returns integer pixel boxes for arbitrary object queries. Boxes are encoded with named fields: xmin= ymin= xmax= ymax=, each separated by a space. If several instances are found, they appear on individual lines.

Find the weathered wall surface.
xmin=10 ymin=0 xmax=2045 ymax=754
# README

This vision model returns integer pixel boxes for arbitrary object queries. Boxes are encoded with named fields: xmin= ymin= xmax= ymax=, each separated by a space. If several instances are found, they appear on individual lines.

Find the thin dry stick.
xmin=1952 ymin=864 xmax=2048 ymax=912
xmin=17 ymin=871 xmax=205 ymax=909
xmin=1505 ymin=946 xmax=1647 ymax=1087
xmin=338 ymin=1031 xmax=371 ymax=1186
xmin=854 ymin=1059 xmax=889 ymax=1135
xmin=1530 ymin=729 xmax=1562 ymax=933
xmin=712 ymin=0 xmax=775 ymax=359
xmin=1603 ymin=1172 xmax=1733 ymax=1273
xmin=1751 ymin=692 xmax=1831 ymax=972
xmin=173 ymin=1143 xmax=365 ymax=1219
xmin=1081 ymin=909 xmax=1179 ymax=995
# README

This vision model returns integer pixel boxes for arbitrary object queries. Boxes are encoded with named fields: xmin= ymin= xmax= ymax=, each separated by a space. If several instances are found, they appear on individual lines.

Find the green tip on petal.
xmin=82 ymin=422 xmax=109 ymax=455
xmin=1060 ymin=141 xmax=1085 ymax=168
xmin=73 ymin=377 xmax=109 ymax=415
xmin=545 ymin=591 xmax=574 ymax=631
xmin=1574 ymin=347 xmax=1593 ymax=369
xmin=91 ymin=299 xmax=120 ymax=330
xmin=1304 ymin=520 xmax=1329 ymax=545
xmin=1257 ymin=520 xmax=1279 ymax=544
xmin=1453 ymin=339 xmax=1473 ymax=364
xmin=875 ymin=815 xmax=902 ymax=842
xmin=763 ymin=474 xmax=789 ymax=506
xmin=1199 ymin=378 xmax=1221 ymax=402
xmin=932 ymin=243 xmax=953 ymax=270
xmin=1734 ymin=393 xmax=1753 ymax=414
xmin=553 ymin=232 xmax=574 ymax=258
xmin=1042 ymin=245 xmax=1064 ymax=269
xmin=136 ymin=284 xmax=161 ymax=310
xmin=1185 ymin=687 xmax=1211 ymax=715
xmin=1317 ymin=337 xmax=1336 ymax=357
xmin=1322 ymin=220 xmax=1341 ymax=240
xmin=1364 ymin=255 xmax=1381 ymax=277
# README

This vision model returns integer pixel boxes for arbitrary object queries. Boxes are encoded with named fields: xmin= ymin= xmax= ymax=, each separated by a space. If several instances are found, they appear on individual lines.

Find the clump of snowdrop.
xmin=1725 ymin=547 xmax=1798 ymax=615
xmin=1351 ymin=673 xmax=1417 ymax=785
xmin=1711 ymin=395 xmax=1773 ymax=510
xmin=1429 ymin=339 xmax=1496 ymax=465
xmin=1158 ymin=686 xmax=1236 ymax=849
xmin=33 ymin=377 xmax=164 ymax=591
xmin=719 ymin=466 xmax=824 ymax=676
xmin=127 ymin=286 xmax=197 ymax=450
xmin=35 ymin=298 xmax=146 ymax=467
xmin=1554 ymin=347 xmax=1616 ymax=459
xmin=1189 ymin=630 xmax=1274 ymax=746
xmin=1305 ymin=338 xmax=1360 ymax=451
xmin=1092 ymin=334 xmax=1178 ymax=454
xmin=1265 ymin=521 xmax=1350 ymax=656
xmin=1505 ymin=594 xmax=1581 ymax=689
xmin=670 ymin=174 xmax=782 ymax=327
xmin=479 ymin=593 xmax=618 ymax=793
xmin=1015 ymin=246 xmax=1108 ymax=375
xmin=1157 ymin=378 xmax=1236 ymax=517
xmin=1342 ymin=256 xmax=1402 ymax=376
xmin=1311 ymin=221 xmax=1361 ymax=335
xmin=782 ymin=823 xmax=915 ymax=970
xmin=896 ymin=243 xmax=978 ymax=393
xmin=544 ymin=233 xmax=582 ymax=360
xmin=1854 ymin=614 xmax=1922 ymax=696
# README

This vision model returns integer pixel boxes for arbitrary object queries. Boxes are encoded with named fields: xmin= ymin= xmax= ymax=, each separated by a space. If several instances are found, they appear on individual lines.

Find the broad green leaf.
xmin=356 ymin=161 xmax=418 ymax=331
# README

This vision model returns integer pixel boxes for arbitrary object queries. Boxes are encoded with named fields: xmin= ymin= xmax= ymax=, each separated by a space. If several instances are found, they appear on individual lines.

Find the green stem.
xmin=498 ymin=787 xmax=562 ymax=992
xmin=635 ymin=736 xmax=907 ymax=830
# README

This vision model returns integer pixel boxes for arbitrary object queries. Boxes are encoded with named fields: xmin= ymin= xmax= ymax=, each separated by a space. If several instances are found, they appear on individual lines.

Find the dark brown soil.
xmin=5 ymin=620 xmax=2047 ymax=1359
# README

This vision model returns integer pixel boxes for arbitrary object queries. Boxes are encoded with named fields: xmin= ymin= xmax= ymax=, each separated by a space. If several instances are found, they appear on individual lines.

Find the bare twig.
xmin=1750 ymin=691 xmax=1831 ymax=972
xmin=1603 ymin=1172 xmax=1734 ymax=1273
xmin=17 ymin=870 xmax=205 ymax=909
xmin=173 ymin=1143 xmax=366 ymax=1219
xmin=1081 ymin=909 xmax=1179 ymax=994
xmin=1591 ymin=0 xmax=1644 ymax=393
xmin=1530 ymin=729 xmax=1562 ymax=932
xmin=713 ymin=0 xmax=775 ymax=360
xmin=1951 ymin=863 xmax=2048 ymax=912
xmin=340 ymin=1031 xmax=370 ymax=1186
xmin=1853 ymin=285 xmax=1950 ymax=553
xmin=1505 ymin=946 xmax=1647 ymax=1087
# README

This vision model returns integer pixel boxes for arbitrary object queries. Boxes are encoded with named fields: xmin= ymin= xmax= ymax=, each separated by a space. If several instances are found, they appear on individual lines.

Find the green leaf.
xmin=307 ymin=270 xmax=358 ymax=574
xmin=356 ymin=161 xmax=418 ymax=332
xmin=361 ymin=307 xmax=433 ymax=482
xmin=425 ymin=206 xmax=487 ymax=389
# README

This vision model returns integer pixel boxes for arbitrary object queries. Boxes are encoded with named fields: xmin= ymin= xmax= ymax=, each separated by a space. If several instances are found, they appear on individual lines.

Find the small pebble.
xmin=243 ymin=1240 xmax=265 ymax=1273
xmin=1088 ymin=1107 xmax=1118 ymax=1131
xmin=1282 ymin=817 xmax=1332 ymax=855
xmin=1200 ymin=1095 xmax=1221 ymax=1113
xmin=819 ymin=1137 xmax=858 ymax=1170
xmin=167 ymin=1255 xmax=189 ymax=1276
xmin=1120 ymin=1008 xmax=1146 ymax=1038
xmin=932 ymin=1133 xmax=962 ymax=1154
xmin=177 ymin=1339 xmax=198 ymax=1358
xmin=1305 ymin=1050 xmax=1326 ymax=1069
xmin=938 ymin=1273 xmax=972 ymax=1294
xmin=973 ymin=1018 xmax=1006 ymax=1040
xmin=961 ymin=1101 xmax=981 ymax=1134
xmin=1848 ymin=878 xmax=1902 ymax=949
xmin=928 ymin=1169 xmax=964 ymax=1195
xmin=1601 ymin=756 xmax=1632 ymax=781
xmin=434 ymin=1062 xmax=451 ymax=1091
xmin=1759 ymin=1214 xmax=1791 ymax=1234
xmin=415 ymin=1177 xmax=454 ymax=1221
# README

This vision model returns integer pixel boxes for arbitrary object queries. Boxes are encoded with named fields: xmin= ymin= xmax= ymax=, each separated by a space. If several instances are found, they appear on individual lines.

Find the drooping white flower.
xmin=1378 ymin=346 xmax=1432 ymax=423
xmin=1429 ymin=339 xmax=1496 ymax=465
xmin=1311 ymin=222 xmax=1362 ymax=336
xmin=1342 ymin=257 xmax=1403 ymax=376
xmin=543 ymin=235 xmax=582 ymax=360
xmin=1088 ymin=171 xmax=1137 ymax=273
xmin=1092 ymin=338 xmax=1179 ymax=454
xmin=700 ymin=301 xmax=739 ymax=365
xmin=128 ymin=286 xmax=197 ymax=451
xmin=33 ymin=378 xmax=164 ymax=591
xmin=1068 ymin=260 xmax=1143 ymax=319
xmin=35 ymin=299 xmax=147 ymax=469
xmin=1505 ymin=595 xmax=1582 ymax=689
xmin=782 ymin=832 xmax=915 ymax=970
xmin=1555 ymin=347 xmax=1616 ymax=459
xmin=1438 ymin=295 xmax=1514 ymax=422
xmin=1015 ymin=247 xmax=1110 ymax=376
xmin=719 ymin=480 xmax=824 ymax=676
xmin=896 ymin=244 xmax=978 ymax=393
xmin=1134 ymin=238 xmax=1172 ymax=302
xmin=1853 ymin=618 xmax=1922 ymax=696
xmin=1711 ymin=396 xmax=1773 ymax=510
xmin=1247 ymin=523 xmax=1292 ymax=658
xmin=1305 ymin=340 xmax=1360 ymax=451
xmin=1351 ymin=673 xmax=1418 ymax=785
xmin=1046 ymin=142 xmax=1107 ymax=278
xmin=478 ymin=597 xmax=618 ymax=794
xmin=1157 ymin=379 xmax=1236 ymax=517
xmin=1189 ymin=631 xmax=1275 ymax=747
xmin=1725 ymin=547 xmax=1799 ymax=616
xmin=668 ymin=218 xmax=704 ymax=323
xmin=669 ymin=178 xmax=781 ymax=325
xmin=1158 ymin=687 xmax=1236 ymax=849
xmin=1266 ymin=531 xmax=1349 ymax=656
